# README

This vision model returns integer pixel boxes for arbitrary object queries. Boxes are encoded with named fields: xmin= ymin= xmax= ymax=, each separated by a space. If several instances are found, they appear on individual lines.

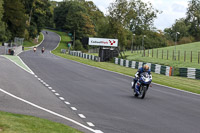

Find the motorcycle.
xmin=131 ymin=72 xmax=152 ymax=99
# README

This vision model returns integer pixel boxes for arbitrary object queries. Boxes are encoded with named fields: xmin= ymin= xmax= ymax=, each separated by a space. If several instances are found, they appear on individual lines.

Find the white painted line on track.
xmin=51 ymin=90 xmax=56 ymax=92
xmin=38 ymin=78 xmax=41 ymax=81
xmin=0 ymin=88 xmax=99 ymax=133
xmin=48 ymin=87 xmax=52 ymax=90
xmin=95 ymin=130 xmax=104 ymax=133
xmin=87 ymin=122 xmax=95 ymax=127
xmin=45 ymin=84 xmax=49 ymax=87
xmin=1 ymin=55 xmax=34 ymax=75
xmin=17 ymin=56 xmax=35 ymax=75
xmin=79 ymin=114 xmax=86 ymax=118
xmin=35 ymin=75 xmax=38 ymax=78
xmin=65 ymin=101 xmax=70 ymax=105
xmin=71 ymin=107 xmax=77 ymax=111
xmin=59 ymin=97 xmax=65 ymax=100
xmin=55 ymin=93 xmax=60 ymax=96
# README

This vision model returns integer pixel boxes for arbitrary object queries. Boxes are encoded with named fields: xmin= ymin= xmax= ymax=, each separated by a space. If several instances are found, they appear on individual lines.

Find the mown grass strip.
xmin=0 ymin=111 xmax=82 ymax=133
xmin=50 ymin=30 xmax=200 ymax=94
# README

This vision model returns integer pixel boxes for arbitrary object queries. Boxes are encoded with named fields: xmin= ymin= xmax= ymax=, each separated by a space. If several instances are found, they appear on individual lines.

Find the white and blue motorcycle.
xmin=131 ymin=72 xmax=152 ymax=99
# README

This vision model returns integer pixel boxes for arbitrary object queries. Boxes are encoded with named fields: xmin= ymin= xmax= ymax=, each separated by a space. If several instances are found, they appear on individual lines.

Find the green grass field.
xmin=23 ymin=33 xmax=44 ymax=48
xmin=124 ymin=42 xmax=200 ymax=69
xmin=0 ymin=111 xmax=82 ymax=133
xmin=51 ymin=30 xmax=200 ymax=94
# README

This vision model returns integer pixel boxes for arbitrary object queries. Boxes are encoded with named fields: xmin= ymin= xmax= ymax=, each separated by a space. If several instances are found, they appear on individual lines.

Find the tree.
xmin=0 ymin=0 xmax=6 ymax=41
xmin=3 ymin=0 xmax=27 ymax=39
xmin=185 ymin=0 xmax=200 ymax=40
xmin=21 ymin=0 xmax=52 ymax=39
xmin=129 ymin=0 xmax=161 ymax=35
xmin=54 ymin=1 xmax=96 ymax=40
xmin=82 ymin=1 xmax=105 ymax=36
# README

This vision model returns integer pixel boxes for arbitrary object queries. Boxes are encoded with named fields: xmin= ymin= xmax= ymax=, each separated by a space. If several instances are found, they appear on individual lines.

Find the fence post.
xmin=144 ymin=49 xmax=145 ymax=57
xmin=198 ymin=52 xmax=200 ymax=64
xmin=167 ymin=50 xmax=168 ymax=60
xmin=184 ymin=51 xmax=186 ymax=62
xmin=152 ymin=49 xmax=153 ymax=57
xmin=157 ymin=49 xmax=158 ymax=58
xmin=178 ymin=50 xmax=180 ymax=61
xmin=191 ymin=51 xmax=192 ymax=62
xmin=162 ymin=50 xmax=163 ymax=59
xmin=148 ymin=49 xmax=149 ymax=57
xmin=173 ymin=50 xmax=174 ymax=60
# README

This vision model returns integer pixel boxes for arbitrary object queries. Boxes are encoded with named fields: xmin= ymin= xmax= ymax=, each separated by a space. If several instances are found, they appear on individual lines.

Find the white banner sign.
xmin=89 ymin=38 xmax=118 ymax=47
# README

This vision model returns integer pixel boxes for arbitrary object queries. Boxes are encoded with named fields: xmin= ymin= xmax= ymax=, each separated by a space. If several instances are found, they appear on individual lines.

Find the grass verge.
xmin=23 ymin=33 xmax=44 ymax=48
xmin=51 ymin=30 xmax=200 ymax=94
xmin=0 ymin=111 xmax=82 ymax=133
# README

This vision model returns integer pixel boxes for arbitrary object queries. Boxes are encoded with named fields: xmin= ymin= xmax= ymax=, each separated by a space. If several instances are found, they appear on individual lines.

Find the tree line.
xmin=0 ymin=0 xmax=200 ymax=51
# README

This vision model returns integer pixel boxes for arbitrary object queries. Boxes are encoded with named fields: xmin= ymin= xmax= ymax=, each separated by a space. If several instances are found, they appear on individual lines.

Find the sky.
xmin=53 ymin=0 xmax=189 ymax=31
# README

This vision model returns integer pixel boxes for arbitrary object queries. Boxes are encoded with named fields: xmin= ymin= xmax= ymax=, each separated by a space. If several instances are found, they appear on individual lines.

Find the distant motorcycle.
xmin=131 ymin=72 xmax=152 ymax=99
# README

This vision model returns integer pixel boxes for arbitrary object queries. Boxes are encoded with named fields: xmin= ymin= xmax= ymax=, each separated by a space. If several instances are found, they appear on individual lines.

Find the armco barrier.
xmin=179 ymin=68 xmax=200 ymax=79
xmin=69 ymin=51 xmax=100 ymax=62
xmin=114 ymin=57 xmax=173 ymax=76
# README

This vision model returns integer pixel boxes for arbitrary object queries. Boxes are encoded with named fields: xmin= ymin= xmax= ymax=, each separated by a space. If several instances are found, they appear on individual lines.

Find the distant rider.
xmin=33 ymin=47 xmax=36 ymax=52
xmin=41 ymin=47 xmax=45 ymax=53
xmin=132 ymin=64 xmax=152 ymax=94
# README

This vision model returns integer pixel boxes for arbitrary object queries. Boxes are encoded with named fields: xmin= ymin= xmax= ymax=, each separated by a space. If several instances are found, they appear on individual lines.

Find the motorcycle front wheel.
xmin=138 ymin=86 xmax=147 ymax=99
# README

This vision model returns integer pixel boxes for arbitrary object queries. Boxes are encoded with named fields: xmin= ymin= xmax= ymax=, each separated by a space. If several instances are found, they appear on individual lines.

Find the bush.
xmin=178 ymin=36 xmax=194 ymax=44
xmin=74 ymin=40 xmax=85 ymax=51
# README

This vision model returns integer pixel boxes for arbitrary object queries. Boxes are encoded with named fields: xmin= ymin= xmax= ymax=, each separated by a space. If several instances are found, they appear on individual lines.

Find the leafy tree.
xmin=82 ymin=1 xmax=105 ymax=36
xmin=185 ymin=0 xmax=200 ymax=40
xmin=54 ymin=1 xmax=96 ymax=40
xmin=0 ymin=0 xmax=6 ymax=41
xmin=129 ymin=0 xmax=160 ymax=35
xmin=22 ymin=0 xmax=52 ymax=39
xmin=3 ymin=0 xmax=27 ymax=39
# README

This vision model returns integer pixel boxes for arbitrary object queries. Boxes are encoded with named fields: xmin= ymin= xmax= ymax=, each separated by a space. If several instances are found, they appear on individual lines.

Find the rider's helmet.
xmin=143 ymin=64 xmax=149 ymax=72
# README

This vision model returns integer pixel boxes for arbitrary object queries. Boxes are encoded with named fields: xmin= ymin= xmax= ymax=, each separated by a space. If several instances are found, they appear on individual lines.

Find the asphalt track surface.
xmin=1 ymin=31 xmax=199 ymax=133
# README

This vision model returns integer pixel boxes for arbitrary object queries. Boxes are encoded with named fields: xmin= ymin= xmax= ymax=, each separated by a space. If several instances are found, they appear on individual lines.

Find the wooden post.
xmin=184 ymin=51 xmax=186 ymax=62
xmin=162 ymin=50 xmax=163 ymax=59
xmin=148 ymin=49 xmax=149 ymax=57
xmin=152 ymin=49 xmax=153 ymax=57
xmin=173 ymin=50 xmax=174 ymax=60
xmin=144 ymin=49 xmax=145 ymax=57
xmin=178 ymin=50 xmax=180 ymax=61
xmin=198 ymin=52 xmax=200 ymax=64
xmin=191 ymin=51 xmax=192 ymax=62
xmin=167 ymin=50 xmax=168 ymax=60
xmin=157 ymin=49 xmax=158 ymax=58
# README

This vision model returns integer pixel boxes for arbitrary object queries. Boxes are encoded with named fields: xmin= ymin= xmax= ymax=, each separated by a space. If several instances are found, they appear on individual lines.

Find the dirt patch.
xmin=0 ymin=128 xmax=3 ymax=132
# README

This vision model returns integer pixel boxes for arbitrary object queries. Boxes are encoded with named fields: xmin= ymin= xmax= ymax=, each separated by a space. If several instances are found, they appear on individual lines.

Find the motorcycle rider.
xmin=132 ymin=64 xmax=152 ymax=94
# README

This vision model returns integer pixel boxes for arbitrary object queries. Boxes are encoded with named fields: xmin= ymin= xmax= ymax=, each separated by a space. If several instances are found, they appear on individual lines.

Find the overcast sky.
xmin=53 ymin=0 xmax=189 ymax=31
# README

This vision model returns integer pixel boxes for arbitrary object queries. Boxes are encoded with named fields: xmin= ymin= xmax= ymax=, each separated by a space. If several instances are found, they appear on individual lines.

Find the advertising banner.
xmin=89 ymin=38 xmax=118 ymax=47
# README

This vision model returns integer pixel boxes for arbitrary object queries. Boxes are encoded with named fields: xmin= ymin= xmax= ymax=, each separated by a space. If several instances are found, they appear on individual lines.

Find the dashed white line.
xmin=35 ymin=75 xmax=38 ymax=78
xmin=59 ymin=97 xmax=65 ymax=100
xmin=64 ymin=101 xmax=70 ymax=105
xmin=51 ymin=90 xmax=56 ymax=92
xmin=48 ymin=87 xmax=52 ymax=90
xmin=55 ymin=93 xmax=60 ymax=96
xmin=79 ymin=114 xmax=86 ymax=118
xmin=95 ymin=130 xmax=104 ymax=133
xmin=45 ymin=84 xmax=49 ymax=87
xmin=71 ymin=107 xmax=77 ymax=111
xmin=38 ymin=78 xmax=41 ymax=81
xmin=0 ymin=88 xmax=98 ymax=133
xmin=87 ymin=122 xmax=95 ymax=127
